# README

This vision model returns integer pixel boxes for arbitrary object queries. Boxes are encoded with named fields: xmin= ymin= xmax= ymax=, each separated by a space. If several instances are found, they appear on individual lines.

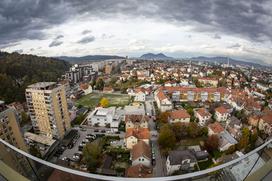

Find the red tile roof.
xmin=131 ymin=141 xmax=151 ymax=161
xmin=169 ymin=109 xmax=190 ymax=119
xmin=196 ymin=108 xmax=211 ymax=118
xmin=208 ymin=122 xmax=224 ymax=134
xmin=125 ymin=115 xmax=150 ymax=123
xmin=125 ymin=128 xmax=150 ymax=139
xmin=215 ymin=106 xmax=228 ymax=114
xmin=126 ymin=164 xmax=152 ymax=178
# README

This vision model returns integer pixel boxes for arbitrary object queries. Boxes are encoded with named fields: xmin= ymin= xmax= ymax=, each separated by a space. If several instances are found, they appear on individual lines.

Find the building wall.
xmin=132 ymin=156 xmax=151 ymax=167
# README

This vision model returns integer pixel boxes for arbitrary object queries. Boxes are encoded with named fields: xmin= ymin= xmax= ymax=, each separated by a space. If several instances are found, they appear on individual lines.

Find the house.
xmin=227 ymin=116 xmax=242 ymax=139
xmin=215 ymin=106 xmax=230 ymax=122
xmin=103 ymin=86 xmax=114 ymax=93
xmin=125 ymin=115 xmax=149 ymax=130
xmin=168 ymin=109 xmax=191 ymax=124
xmin=154 ymin=90 xmax=173 ymax=112
xmin=124 ymin=104 xmax=146 ymax=115
xmin=259 ymin=111 xmax=272 ymax=135
xmin=131 ymin=141 xmax=151 ymax=167
xmin=79 ymin=83 xmax=92 ymax=95
xmin=134 ymin=90 xmax=146 ymax=102
xmin=218 ymin=131 xmax=238 ymax=151
xmin=248 ymin=114 xmax=261 ymax=127
xmin=165 ymin=149 xmax=208 ymax=175
xmin=126 ymin=164 xmax=152 ymax=178
xmin=194 ymin=108 xmax=211 ymax=126
xmin=208 ymin=122 xmax=224 ymax=136
xmin=198 ymin=77 xmax=218 ymax=87
xmin=87 ymin=107 xmax=121 ymax=131
xmin=125 ymin=128 xmax=150 ymax=149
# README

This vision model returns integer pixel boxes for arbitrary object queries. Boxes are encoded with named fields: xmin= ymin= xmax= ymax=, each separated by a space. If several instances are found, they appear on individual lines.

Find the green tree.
xmin=21 ymin=111 xmax=30 ymax=126
xmin=100 ymin=97 xmax=109 ymax=107
xmin=95 ymin=78 xmax=105 ymax=90
xmin=187 ymin=122 xmax=201 ymax=138
xmin=237 ymin=127 xmax=250 ymax=150
xmin=83 ymin=140 xmax=103 ymax=172
xmin=158 ymin=124 xmax=176 ymax=150
xmin=157 ymin=112 xmax=170 ymax=124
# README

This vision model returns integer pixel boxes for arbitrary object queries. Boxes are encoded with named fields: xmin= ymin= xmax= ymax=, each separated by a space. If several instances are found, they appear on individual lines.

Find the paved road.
xmin=152 ymin=140 xmax=166 ymax=177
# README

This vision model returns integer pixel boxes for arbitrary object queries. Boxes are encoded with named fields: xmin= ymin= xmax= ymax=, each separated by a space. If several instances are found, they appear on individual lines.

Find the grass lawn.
xmin=198 ymin=159 xmax=214 ymax=170
xmin=179 ymin=137 xmax=206 ymax=147
xmin=76 ymin=92 xmax=131 ymax=109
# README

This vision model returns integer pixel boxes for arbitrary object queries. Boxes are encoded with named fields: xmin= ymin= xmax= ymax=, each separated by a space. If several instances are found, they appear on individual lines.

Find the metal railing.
xmin=0 ymin=138 xmax=271 ymax=181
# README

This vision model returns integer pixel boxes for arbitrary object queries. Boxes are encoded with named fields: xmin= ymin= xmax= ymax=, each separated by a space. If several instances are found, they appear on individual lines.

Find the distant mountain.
xmin=190 ymin=56 xmax=267 ymax=67
xmin=139 ymin=53 xmax=173 ymax=60
xmin=56 ymin=55 xmax=125 ymax=63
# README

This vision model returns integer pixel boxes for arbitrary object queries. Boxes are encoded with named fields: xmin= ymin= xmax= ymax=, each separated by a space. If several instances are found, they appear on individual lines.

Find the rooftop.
xmin=24 ymin=132 xmax=56 ymax=146
xmin=27 ymin=82 xmax=56 ymax=90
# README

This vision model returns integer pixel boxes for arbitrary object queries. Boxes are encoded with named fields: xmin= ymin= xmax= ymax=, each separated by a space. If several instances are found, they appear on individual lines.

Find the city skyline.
xmin=0 ymin=0 xmax=272 ymax=64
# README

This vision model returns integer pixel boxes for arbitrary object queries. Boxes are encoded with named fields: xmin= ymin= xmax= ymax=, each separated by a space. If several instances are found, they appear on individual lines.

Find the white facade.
xmin=132 ymin=156 xmax=151 ymax=167
xmin=134 ymin=92 xmax=146 ymax=102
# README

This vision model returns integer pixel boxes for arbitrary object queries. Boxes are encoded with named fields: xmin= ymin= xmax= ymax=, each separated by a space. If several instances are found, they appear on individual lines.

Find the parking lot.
xmin=59 ymin=127 xmax=125 ymax=161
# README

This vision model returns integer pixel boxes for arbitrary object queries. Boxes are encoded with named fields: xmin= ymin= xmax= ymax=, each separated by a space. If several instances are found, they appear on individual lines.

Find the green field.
xmin=76 ymin=92 xmax=131 ymax=108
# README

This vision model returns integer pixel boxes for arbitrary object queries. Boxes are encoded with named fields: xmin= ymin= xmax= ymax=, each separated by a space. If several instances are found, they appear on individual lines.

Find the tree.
xmin=237 ymin=127 xmax=250 ymax=150
xmin=21 ymin=111 xmax=30 ymax=126
xmin=100 ymin=97 xmax=109 ymax=107
xmin=205 ymin=135 xmax=219 ymax=152
xmin=95 ymin=78 xmax=105 ymax=90
xmin=157 ymin=112 xmax=170 ymax=124
xmin=171 ymin=123 xmax=188 ymax=140
xmin=83 ymin=140 xmax=103 ymax=172
xmin=158 ymin=124 xmax=176 ymax=150
xmin=187 ymin=122 xmax=201 ymax=138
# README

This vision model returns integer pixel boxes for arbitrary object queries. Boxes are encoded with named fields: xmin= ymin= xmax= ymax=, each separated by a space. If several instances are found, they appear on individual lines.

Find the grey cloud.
xmin=0 ymin=0 xmax=272 ymax=48
xmin=82 ymin=30 xmax=92 ymax=35
xmin=213 ymin=34 xmax=221 ymax=39
xmin=55 ymin=35 xmax=64 ymax=39
xmin=77 ymin=35 xmax=95 ymax=44
xmin=14 ymin=49 xmax=23 ymax=54
xmin=49 ymin=40 xmax=63 ymax=47
xmin=228 ymin=43 xmax=241 ymax=49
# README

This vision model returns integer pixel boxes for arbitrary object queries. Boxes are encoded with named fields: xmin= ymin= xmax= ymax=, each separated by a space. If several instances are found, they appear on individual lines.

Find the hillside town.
xmin=1 ymin=58 xmax=272 ymax=180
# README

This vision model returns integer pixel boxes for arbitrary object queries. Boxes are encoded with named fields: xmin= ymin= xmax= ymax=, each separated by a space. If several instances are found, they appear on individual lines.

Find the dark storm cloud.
xmin=77 ymin=35 xmax=95 ymax=44
xmin=228 ymin=43 xmax=241 ymax=49
xmin=0 ymin=0 xmax=272 ymax=48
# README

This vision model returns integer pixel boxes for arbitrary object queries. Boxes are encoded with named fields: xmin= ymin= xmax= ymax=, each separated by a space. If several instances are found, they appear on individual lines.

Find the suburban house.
xmin=166 ymin=149 xmax=209 ymax=175
xmin=131 ymin=141 xmax=152 ymax=167
xmin=124 ymin=104 xmax=146 ymax=115
xmin=168 ymin=109 xmax=191 ymax=124
xmin=227 ymin=116 xmax=242 ymax=139
xmin=125 ymin=128 xmax=150 ymax=149
xmin=125 ymin=115 xmax=149 ymax=130
xmin=155 ymin=90 xmax=173 ymax=112
xmin=259 ymin=111 xmax=272 ymax=136
xmin=198 ymin=77 xmax=218 ymax=87
xmin=79 ymin=83 xmax=92 ymax=95
xmin=134 ymin=90 xmax=146 ymax=102
xmin=194 ymin=108 xmax=212 ymax=126
xmin=208 ymin=122 xmax=225 ymax=136
xmin=126 ymin=164 xmax=152 ymax=178
xmin=215 ymin=106 xmax=230 ymax=122
xmin=218 ymin=131 xmax=238 ymax=151
xmin=103 ymin=86 xmax=114 ymax=93
xmin=87 ymin=107 xmax=121 ymax=131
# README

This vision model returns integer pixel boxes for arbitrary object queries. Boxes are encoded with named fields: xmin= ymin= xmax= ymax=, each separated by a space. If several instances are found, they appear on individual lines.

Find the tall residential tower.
xmin=25 ymin=82 xmax=71 ymax=139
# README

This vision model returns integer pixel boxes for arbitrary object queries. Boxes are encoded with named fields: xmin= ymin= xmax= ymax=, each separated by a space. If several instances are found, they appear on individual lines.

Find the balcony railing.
xmin=0 ymin=138 xmax=271 ymax=181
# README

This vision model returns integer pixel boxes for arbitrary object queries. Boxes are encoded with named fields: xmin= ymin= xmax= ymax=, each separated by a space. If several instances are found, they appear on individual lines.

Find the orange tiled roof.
xmin=131 ymin=141 xmax=151 ymax=161
xmin=156 ymin=91 xmax=168 ymax=101
xmin=125 ymin=128 xmax=150 ymax=139
xmin=208 ymin=122 xmax=224 ymax=134
xmin=170 ymin=109 xmax=190 ymax=119
xmin=126 ymin=164 xmax=152 ymax=178
xmin=215 ymin=106 xmax=228 ymax=114
xmin=196 ymin=108 xmax=211 ymax=118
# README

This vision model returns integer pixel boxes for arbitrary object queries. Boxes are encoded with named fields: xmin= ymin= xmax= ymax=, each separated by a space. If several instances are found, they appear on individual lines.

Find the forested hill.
xmin=0 ymin=52 xmax=70 ymax=103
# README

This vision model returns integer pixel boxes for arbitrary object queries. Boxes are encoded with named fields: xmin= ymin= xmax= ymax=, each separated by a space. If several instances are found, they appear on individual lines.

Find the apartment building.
xmin=25 ymin=82 xmax=71 ymax=139
xmin=0 ymin=101 xmax=31 ymax=176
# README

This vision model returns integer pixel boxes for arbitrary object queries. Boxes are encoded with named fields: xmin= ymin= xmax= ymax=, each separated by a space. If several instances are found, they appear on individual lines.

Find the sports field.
xmin=76 ymin=92 xmax=131 ymax=108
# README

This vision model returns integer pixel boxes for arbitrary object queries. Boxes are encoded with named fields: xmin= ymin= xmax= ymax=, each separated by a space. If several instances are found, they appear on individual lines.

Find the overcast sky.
xmin=0 ymin=0 xmax=272 ymax=64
